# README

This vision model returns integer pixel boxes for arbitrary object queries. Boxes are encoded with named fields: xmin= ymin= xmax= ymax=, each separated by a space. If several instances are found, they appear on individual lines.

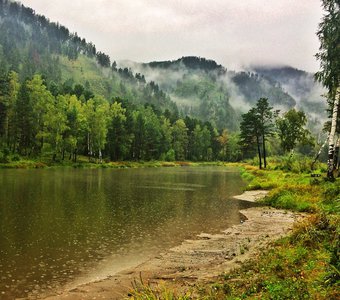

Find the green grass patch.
xmin=196 ymin=213 xmax=339 ymax=300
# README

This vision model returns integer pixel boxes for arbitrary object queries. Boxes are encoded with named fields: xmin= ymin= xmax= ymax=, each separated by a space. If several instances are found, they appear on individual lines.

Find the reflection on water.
xmin=0 ymin=166 xmax=252 ymax=299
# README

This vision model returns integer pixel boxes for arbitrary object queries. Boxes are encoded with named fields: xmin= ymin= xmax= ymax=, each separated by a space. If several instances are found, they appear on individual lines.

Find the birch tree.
xmin=84 ymin=96 xmax=110 ymax=162
xmin=315 ymin=0 xmax=340 ymax=179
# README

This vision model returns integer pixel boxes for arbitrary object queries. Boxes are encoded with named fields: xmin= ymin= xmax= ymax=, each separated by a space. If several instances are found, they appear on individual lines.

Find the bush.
xmin=164 ymin=149 xmax=175 ymax=162
xmin=0 ymin=150 xmax=10 ymax=163
xmin=11 ymin=154 xmax=21 ymax=161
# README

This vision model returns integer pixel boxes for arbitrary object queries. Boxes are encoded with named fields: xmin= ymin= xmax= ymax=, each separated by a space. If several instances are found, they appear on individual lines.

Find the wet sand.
xmin=40 ymin=190 xmax=303 ymax=300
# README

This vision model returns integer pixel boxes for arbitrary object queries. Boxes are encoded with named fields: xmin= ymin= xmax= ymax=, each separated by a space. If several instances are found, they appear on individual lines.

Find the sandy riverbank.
xmin=40 ymin=191 xmax=304 ymax=300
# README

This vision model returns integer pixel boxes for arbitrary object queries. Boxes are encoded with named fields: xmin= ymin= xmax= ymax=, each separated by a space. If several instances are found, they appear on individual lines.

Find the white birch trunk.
xmin=312 ymin=134 xmax=329 ymax=169
xmin=99 ymin=149 xmax=102 ymax=163
xmin=327 ymin=87 xmax=340 ymax=178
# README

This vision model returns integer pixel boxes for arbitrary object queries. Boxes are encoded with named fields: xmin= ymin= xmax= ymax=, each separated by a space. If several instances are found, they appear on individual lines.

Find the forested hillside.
xmin=0 ymin=0 xmax=177 ymax=112
xmin=125 ymin=56 xmax=324 ymax=133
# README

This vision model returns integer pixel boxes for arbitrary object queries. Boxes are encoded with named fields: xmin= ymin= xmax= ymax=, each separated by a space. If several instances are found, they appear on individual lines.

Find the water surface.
xmin=0 ymin=166 xmax=253 ymax=299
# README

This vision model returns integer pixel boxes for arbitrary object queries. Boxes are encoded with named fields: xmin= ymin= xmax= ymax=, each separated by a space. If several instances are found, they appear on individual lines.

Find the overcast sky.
xmin=20 ymin=0 xmax=324 ymax=72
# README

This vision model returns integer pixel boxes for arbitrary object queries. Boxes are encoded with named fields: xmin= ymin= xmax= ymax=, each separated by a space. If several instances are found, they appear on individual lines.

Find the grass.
xmin=129 ymin=277 xmax=192 ymax=300
xmin=0 ymin=154 xmax=232 ymax=170
xmin=127 ymin=158 xmax=340 ymax=299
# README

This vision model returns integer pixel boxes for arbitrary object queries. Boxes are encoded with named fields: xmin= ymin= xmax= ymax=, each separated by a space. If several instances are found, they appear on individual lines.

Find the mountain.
xmin=0 ymin=0 xmax=177 ymax=113
xmin=251 ymin=66 xmax=327 ymax=133
xmin=123 ymin=57 xmax=326 ymax=131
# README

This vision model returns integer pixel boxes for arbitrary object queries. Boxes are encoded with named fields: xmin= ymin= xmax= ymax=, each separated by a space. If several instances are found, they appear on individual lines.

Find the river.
xmin=0 ymin=166 xmax=254 ymax=299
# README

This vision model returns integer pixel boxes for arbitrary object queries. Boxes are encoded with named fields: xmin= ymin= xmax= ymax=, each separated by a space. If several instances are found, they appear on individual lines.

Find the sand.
xmin=40 ymin=190 xmax=303 ymax=300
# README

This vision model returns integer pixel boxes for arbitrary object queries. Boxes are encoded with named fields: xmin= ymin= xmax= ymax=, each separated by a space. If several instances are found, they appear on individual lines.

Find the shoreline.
xmin=40 ymin=190 xmax=304 ymax=300
xmin=0 ymin=160 xmax=234 ymax=170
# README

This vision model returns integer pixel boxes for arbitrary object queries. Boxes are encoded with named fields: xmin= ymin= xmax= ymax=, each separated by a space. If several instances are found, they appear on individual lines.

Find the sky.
xmin=19 ymin=0 xmax=324 ymax=72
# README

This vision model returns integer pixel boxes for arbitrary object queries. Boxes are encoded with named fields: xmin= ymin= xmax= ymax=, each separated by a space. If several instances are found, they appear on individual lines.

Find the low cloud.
xmin=21 ymin=0 xmax=323 ymax=72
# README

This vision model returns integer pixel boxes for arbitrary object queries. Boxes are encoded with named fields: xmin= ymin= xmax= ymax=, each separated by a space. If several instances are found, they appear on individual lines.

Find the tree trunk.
xmin=99 ymin=149 xmax=102 ymax=163
xmin=256 ymin=135 xmax=262 ymax=169
xmin=312 ymin=135 xmax=329 ymax=170
xmin=4 ymin=114 xmax=9 ymax=145
xmin=87 ymin=133 xmax=92 ymax=162
xmin=262 ymin=134 xmax=267 ymax=169
xmin=334 ymin=139 xmax=340 ymax=177
xmin=327 ymin=87 xmax=339 ymax=179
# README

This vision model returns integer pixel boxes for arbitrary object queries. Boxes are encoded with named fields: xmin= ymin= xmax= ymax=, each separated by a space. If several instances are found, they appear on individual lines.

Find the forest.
xmin=0 ymin=0 xmax=320 ymax=166
xmin=0 ymin=70 xmax=318 ymax=165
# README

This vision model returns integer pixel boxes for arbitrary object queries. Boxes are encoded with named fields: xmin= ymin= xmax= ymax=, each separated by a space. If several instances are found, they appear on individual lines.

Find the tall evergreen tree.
xmin=255 ymin=98 xmax=276 ymax=168
xmin=240 ymin=108 xmax=262 ymax=169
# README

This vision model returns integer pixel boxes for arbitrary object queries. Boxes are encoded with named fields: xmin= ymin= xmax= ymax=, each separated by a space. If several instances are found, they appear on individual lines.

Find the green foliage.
xmin=276 ymin=109 xmax=312 ymax=153
xmin=272 ymin=155 xmax=318 ymax=173
xmin=0 ymin=69 xmax=227 ymax=163
xmin=239 ymin=98 xmax=276 ymax=169
xmin=172 ymin=119 xmax=188 ymax=161
xmin=161 ymin=149 xmax=176 ymax=162
xmin=315 ymin=0 xmax=340 ymax=95
xmin=322 ymin=180 xmax=340 ymax=213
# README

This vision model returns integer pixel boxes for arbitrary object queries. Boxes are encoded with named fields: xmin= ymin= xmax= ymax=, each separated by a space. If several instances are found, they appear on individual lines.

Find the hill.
xmin=123 ymin=57 xmax=326 ymax=131
xmin=252 ymin=66 xmax=326 ymax=124
xmin=0 ymin=0 xmax=177 ymax=113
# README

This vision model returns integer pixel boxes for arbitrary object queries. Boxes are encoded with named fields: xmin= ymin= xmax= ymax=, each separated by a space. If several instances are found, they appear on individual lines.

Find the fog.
xmin=20 ymin=0 xmax=323 ymax=73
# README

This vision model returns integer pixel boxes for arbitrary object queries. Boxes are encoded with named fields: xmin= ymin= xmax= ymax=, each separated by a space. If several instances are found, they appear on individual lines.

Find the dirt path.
xmin=40 ymin=191 xmax=303 ymax=300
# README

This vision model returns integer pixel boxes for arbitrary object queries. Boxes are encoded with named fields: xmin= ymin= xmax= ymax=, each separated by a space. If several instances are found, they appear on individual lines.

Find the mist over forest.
xmin=121 ymin=57 xmax=326 ymax=133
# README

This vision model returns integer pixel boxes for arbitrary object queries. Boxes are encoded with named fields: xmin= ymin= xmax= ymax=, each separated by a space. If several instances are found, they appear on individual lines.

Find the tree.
xmin=159 ymin=116 xmax=173 ymax=158
xmin=84 ymin=96 xmax=110 ymax=162
xmin=201 ymin=126 xmax=212 ymax=161
xmin=27 ymin=75 xmax=55 ymax=154
xmin=143 ymin=106 xmax=162 ymax=160
xmin=240 ymin=108 xmax=263 ymax=169
xmin=315 ymin=0 xmax=340 ymax=179
xmin=192 ymin=124 xmax=203 ymax=161
xmin=239 ymin=99 xmax=276 ymax=169
xmin=106 ymin=101 xmax=127 ymax=161
xmin=0 ymin=71 xmax=19 ymax=149
xmin=276 ymin=109 xmax=311 ymax=153
xmin=172 ymin=119 xmax=188 ymax=160
xmin=43 ymin=94 xmax=68 ymax=160
xmin=217 ymin=129 xmax=228 ymax=161
xmin=255 ymin=98 xmax=277 ymax=168
xmin=64 ymin=95 xmax=87 ymax=162
xmin=227 ymin=132 xmax=242 ymax=162
xmin=15 ymin=82 xmax=32 ymax=155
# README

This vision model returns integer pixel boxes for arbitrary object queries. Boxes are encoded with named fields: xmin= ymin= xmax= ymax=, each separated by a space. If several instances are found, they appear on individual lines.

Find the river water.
xmin=0 ymin=166 xmax=254 ymax=299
